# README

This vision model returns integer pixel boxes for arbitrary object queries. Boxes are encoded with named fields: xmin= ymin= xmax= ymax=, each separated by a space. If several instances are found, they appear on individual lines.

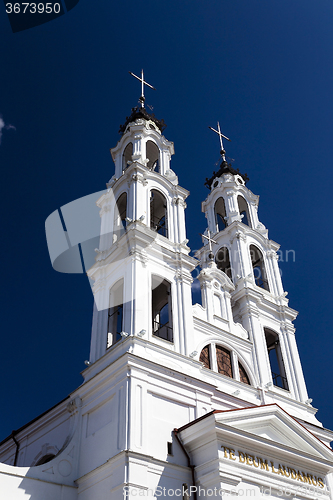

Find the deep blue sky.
xmin=0 ymin=0 xmax=332 ymax=440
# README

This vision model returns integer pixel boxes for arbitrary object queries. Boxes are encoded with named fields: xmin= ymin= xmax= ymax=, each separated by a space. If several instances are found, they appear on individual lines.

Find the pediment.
xmin=215 ymin=405 xmax=333 ymax=461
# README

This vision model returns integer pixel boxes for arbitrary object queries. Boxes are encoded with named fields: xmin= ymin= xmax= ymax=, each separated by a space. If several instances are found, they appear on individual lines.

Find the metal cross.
xmin=200 ymin=229 xmax=217 ymax=253
xmin=209 ymin=121 xmax=231 ymax=161
xmin=129 ymin=69 xmax=156 ymax=108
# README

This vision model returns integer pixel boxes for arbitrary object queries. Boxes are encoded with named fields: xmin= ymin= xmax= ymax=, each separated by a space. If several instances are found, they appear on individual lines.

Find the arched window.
xmin=150 ymin=190 xmax=168 ymax=238
xmin=239 ymin=362 xmax=250 ymax=385
xmin=214 ymin=197 xmax=227 ymax=232
xmin=152 ymin=276 xmax=173 ymax=342
xmin=199 ymin=344 xmax=251 ymax=385
xmin=264 ymin=328 xmax=289 ymax=390
xmin=35 ymin=454 xmax=55 ymax=466
xmin=123 ymin=142 xmax=133 ymax=171
xmin=215 ymin=247 xmax=232 ymax=281
xmin=114 ymin=192 xmax=127 ymax=241
xmin=107 ymin=280 xmax=124 ymax=347
xmin=250 ymin=245 xmax=269 ymax=291
xmin=146 ymin=140 xmax=160 ymax=171
xmin=199 ymin=345 xmax=210 ymax=369
xmin=238 ymin=195 xmax=251 ymax=227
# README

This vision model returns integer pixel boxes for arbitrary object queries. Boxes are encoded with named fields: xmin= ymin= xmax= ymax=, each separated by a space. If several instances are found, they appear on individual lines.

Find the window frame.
xmin=199 ymin=342 xmax=251 ymax=386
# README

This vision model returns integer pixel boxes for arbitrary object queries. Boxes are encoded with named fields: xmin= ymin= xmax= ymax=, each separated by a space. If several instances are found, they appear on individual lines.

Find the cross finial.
xmin=200 ymin=229 xmax=217 ymax=263
xmin=129 ymin=69 xmax=156 ymax=108
xmin=209 ymin=122 xmax=231 ymax=161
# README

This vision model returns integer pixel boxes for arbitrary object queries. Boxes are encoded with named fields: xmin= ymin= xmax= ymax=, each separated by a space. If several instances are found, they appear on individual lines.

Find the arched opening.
xmin=198 ymin=344 xmax=252 ymax=386
xmin=214 ymin=197 xmax=227 ymax=232
xmin=107 ymin=280 xmax=124 ymax=347
xmin=215 ymin=247 xmax=232 ymax=281
xmin=146 ymin=140 xmax=160 ymax=171
xmin=150 ymin=190 xmax=168 ymax=238
xmin=123 ymin=142 xmax=133 ymax=171
xmin=216 ymin=345 xmax=233 ymax=378
xmin=199 ymin=345 xmax=211 ymax=369
xmin=239 ymin=362 xmax=250 ymax=385
xmin=250 ymin=245 xmax=269 ymax=291
xmin=152 ymin=276 xmax=173 ymax=342
xmin=35 ymin=454 xmax=55 ymax=466
xmin=238 ymin=195 xmax=251 ymax=227
xmin=264 ymin=328 xmax=289 ymax=390
xmin=113 ymin=192 xmax=127 ymax=241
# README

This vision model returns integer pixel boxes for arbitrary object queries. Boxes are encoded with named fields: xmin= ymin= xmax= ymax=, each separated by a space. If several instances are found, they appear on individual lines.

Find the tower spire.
xmin=129 ymin=69 xmax=156 ymax=108
xmin=209 ymin=121 xmax=231 ymax=161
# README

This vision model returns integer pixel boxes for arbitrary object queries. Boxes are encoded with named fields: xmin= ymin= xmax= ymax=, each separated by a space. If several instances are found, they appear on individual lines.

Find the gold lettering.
xmin=282 ymin=466 xmax=290 ymax=477
xmin=296 ymin=471 xmax=304 ymax=482
xmin=290 ymin=468 xmax=297 ymax=479
xmin=270 ymin=461 xmax=279 ymax=474
xmin=301 ymin=472 xmax=309 ymax=483
xmin=259 ymin=458 xmax=269 ymax=471
xmin=221 ymin=446 xmax=323 ymax=488
xmin=277 ymin=465 xmax=284 ymax=476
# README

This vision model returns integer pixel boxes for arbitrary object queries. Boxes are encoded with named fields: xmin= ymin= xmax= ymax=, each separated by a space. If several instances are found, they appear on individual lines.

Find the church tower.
xmin=1 ymin=83 xmax=333 ymax=500
xmin=196 ymin=127 xmax=309 ymax=406
xmin=88 ymin=100 xmax=197 ymax=363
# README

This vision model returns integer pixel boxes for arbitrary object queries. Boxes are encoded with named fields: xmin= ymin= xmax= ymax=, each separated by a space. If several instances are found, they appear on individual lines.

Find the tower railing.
xmin=272 ymin=372 xmax=289 ymax=391
xmin=153 ymin=320 xmax=173 ymax=342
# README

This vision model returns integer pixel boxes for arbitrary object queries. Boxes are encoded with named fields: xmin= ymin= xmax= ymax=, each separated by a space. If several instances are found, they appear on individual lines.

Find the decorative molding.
xmin=106 ymin=175 xmax=117 ymax=188
xmin=231 ymin=230 xmax=246 ymax=243
xmin=130 ymin=172 xmax=148 ymax=186
xmin=266 ymin=250 xmax=278 ymax=260
xmin=92 ymin=277 xmax=107 ymax=294
xmin=67 ymin=397 xmax=82 ymax=415
xmin=99 ymin=204 xmax=112 ymax=216
xmin=129 ymin=247 xmax=148 ymax=266
xmin=175 ymin=269 xmax=193 ymax=285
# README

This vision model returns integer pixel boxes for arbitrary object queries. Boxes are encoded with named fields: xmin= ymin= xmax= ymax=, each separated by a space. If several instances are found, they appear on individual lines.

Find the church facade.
xmin=0 ymin=101 xmax=332 ymax=500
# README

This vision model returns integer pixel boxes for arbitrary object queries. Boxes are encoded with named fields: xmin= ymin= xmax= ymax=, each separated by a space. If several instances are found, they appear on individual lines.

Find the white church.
xmin=1 ymin=78 xmax=333 ymax=499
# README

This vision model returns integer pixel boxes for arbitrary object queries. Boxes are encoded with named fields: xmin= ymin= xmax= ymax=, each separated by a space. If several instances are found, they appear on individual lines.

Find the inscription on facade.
xmin=221 ymin=446 xmax=325 ymax=488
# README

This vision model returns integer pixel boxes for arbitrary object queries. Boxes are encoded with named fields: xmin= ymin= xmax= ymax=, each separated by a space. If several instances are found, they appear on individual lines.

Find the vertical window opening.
xmin=114 ymin=192 xmax=127 ymax=241
xmin=264 ymin=328 xmax=289 ymax=390
xmin=215 ymin=246 xmax=232 ymax=281
xmin=216 ymin=346 xmax=233 ymax=378
xmin=238 ymin=195 xmax=251 ymax=227
xmin=167 ymin=442 xmax=173 ymax=455
xmin=107 ymin=280 xmax=124 ymax=347
xmin=238 ymin=362 xmax=250 ymax=385
xmin=214 ymin=197 xmax=227 ymax=232
xmin=146 ymin=140 xmax=160 ymax=171
xmin=150 ymin=190 xmax=168 ymax=238
xmin=152 ymin=276 xmax=173 ymax=342
xmin=123 ymin=142 xmax=133 ymax=171
xmin=250 ymin=245 xmax=269 ymax=291
xmin=199 ymin=345 xmax=211 ymax=369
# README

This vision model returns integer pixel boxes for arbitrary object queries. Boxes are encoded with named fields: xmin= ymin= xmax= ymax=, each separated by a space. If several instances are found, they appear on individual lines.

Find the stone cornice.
xmin=198 ymin=267 xmax=235 ymax=292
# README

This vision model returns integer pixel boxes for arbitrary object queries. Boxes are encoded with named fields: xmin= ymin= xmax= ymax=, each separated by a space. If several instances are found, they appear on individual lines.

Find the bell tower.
xmin=196 ymin=124 xmax=309 ymax=406
xmin=88 ymin=91 xmax=197 ymax=363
